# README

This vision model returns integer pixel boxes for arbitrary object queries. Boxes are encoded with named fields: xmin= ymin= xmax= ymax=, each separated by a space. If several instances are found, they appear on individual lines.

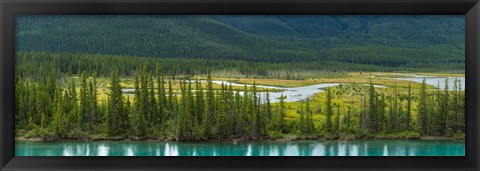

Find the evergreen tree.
xmin=325 ymin=88 xmax=333 ymax=134
xmin=215 ymin=82 xmax=227 ymax=137
xmin=86 ymin=80 xmax=94 ymax=131
xmin=91 ymin=72 xmax=98 ymax=127
xmin=156 ymin=63 xmax=166 ymax=124
xmin=406 ymin=83 xmax=412 ymax=130
xmin=418 ymin=78 xmax=428 ymax=135
xmin=107 ymin=69 xmax=126 ymax=135
xmin=149 ymin=74 xmax=157 ymax=126
xmin=240 ymin=83 xmax=250 ymax=136
xmin=133 ymin=73 xmax=145 ymax=136
xmin=250 ymin=82 xmax=258 ymax=137
xmin=140 ymin=65 xmax=150 ymax=127
xmin=195 ymin=78 xmax=205 ymax=129
xmin=377 ymin=93 xmax=386 ymax=132
xmin=167 ymin=79 xmax=174 ymax=119
xmin=176 ymin=81 xmax=193 ymax=141
xmin=334 ymin=103 xmax=340 ymax=133
xmin=203 ymin=72 xmax=214 ymax=138
xmin=125 ymin=96 xmax=133 ymax=135
xmin=79 ymin=71 xmax=88 ymax=130
xmin=452 ymin=78 xmax=464 ymax=133
xmin=278 ymin=94 xmax=286 ymax=133
xmin=266 ymin=92 xmax=272 ymax=123
xmin=52 ymin=89 xmax=64 ymax=136
xmin=298 ymin=102 xmax=305 ymax=134
xmin=234 ymin=88 xmax=242 ymax=135
xmin=441 ymin=78 xmax=449 ymax=135
xmin=67 ymin=80 xmax=78 ymax=133
xmin=368 ymin=79 xmax=377 ymax=133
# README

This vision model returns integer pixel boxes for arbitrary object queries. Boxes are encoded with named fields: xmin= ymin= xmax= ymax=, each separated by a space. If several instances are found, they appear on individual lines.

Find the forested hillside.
xmin=16 ymin=15 xmax=464 ymax=72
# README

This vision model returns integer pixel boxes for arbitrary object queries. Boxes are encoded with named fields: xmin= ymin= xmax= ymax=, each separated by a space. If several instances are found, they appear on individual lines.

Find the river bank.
xmin=16 ymin=134 xmax=464 ymax=143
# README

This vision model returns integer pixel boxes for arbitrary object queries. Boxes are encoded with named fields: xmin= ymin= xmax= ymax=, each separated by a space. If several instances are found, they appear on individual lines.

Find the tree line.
xmin=15 ymin=66 xmax=465 ymax=141
xmin=16 ymin=52 xmax=463 ymax=82
xmin=16 ymin=65 xmax=283 ymax=140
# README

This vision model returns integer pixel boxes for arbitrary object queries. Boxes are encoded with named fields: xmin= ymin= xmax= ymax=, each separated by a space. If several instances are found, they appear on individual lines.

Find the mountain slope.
xmin=16 ymin=15 xmax=465 ymax=69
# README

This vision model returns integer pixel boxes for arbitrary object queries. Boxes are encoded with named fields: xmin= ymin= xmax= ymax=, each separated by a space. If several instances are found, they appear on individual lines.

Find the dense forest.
xmin=16 ymin=15 xmax=465 ymax=72
xmin=15 ymin=65 xmax=465 ymax=141
xmin=16 ymin=52 xmax=464 ymax=81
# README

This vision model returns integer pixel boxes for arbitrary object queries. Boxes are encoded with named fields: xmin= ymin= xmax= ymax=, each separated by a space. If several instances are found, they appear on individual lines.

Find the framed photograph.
xmin=1 ymin=0 xmax=479 ymax=170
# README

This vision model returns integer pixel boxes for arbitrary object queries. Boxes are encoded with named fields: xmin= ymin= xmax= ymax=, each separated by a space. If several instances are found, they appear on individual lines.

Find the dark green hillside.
xmin=16 ymin=15 xmax=464 ymax=71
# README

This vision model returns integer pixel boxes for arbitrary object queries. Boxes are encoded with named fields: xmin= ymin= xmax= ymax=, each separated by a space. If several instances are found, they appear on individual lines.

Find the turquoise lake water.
xmin=15 ymin=140 xmax=465 ymax=156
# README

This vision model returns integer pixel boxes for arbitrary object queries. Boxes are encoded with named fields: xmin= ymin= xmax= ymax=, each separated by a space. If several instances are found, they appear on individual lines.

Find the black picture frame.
xmin=1 ymin=0 xmax=479 ymax=170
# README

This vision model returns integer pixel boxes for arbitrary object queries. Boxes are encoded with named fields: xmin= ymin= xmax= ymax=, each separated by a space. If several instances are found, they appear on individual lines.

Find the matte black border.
xmin=1 ymin=0 xmax=479 ymax=170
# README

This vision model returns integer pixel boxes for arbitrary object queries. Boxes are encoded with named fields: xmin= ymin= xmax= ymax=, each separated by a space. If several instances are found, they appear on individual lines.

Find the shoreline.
xmin=16 ymin=136 xmax=465 ymax=143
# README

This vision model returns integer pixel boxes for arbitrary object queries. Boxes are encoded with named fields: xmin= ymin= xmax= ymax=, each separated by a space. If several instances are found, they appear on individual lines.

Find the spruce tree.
xmin=92 ymin=71 xmax=98 ymax=124
xmin=176 ymin=81 xmax=190 ymax=141
xmin=298 ymin=102 xmax=305 ymax=134
xmin=266 ymin=92 xmax=272 ymax=122
xmin=250 ymin=82 xmax=258 ymax=137
xmin=167 ymin=79 xmax=174 ymax=119
xmin=441 ymin=78 xmax=449 ymax=135
xmin=203 ymin=72 xmax=214 ymax=138
xmin=87 ymin=80 xmax=94 ymax=131
xmin=140 ymin=65 xmax=149 ymax=127
xmin=325 ymin=88 xmax=333 ymax=134
xmin=418 ymin=78 xmax=428 ymax=135
xmin=133 ymin=73 xmax=145 ymax=136
xmin=195 ymin=78 xmax=205 ymax=129
xmin=334 ymin=103 xmax=340 ymax=133
xmin=368 ymin=79 xmax=377 ymax=133
xmin=108 ymin=69 xmax=125 ymax=135
xmin=149 ymin=74 xmax=157 ymax=126
xmin=377 ymin=93 xmax=386 ymax=132
xmin=305 ymin=97 xmax=315 ymax=134
xmin=52 ymin=89 xmax=64 ymax=136
xmin=156 ymin=63 xmax=166 ymax=124
xmin=215 ymin=82 xmax=227 ymax=137
xmin=406 ymin=83 xmax=412 ymax=130
xmin=79 ymin=71 xmax=88 ymax=130
xmin=240 ymin=83 xmax=250 ymax=136
xmin=279 ymin=94 xmax=286 ymax=133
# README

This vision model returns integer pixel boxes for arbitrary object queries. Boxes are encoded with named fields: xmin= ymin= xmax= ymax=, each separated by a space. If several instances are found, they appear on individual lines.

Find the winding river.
xmin=387 ymin=73 xmax=465 ymax=91
xmin=122 ymin=74 xmax=465 ymax=103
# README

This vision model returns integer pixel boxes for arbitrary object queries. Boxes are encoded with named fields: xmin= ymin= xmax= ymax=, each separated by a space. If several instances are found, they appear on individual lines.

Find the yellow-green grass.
xmin=414 ymin=72 xmax=465 ymax=77
xmin=220 ymin=74 xmax=430 ymax=90
xmin=348 ymin=72 xmax=464 ymax=78
xmin=72 ymin=72 xmax=455 ymax=91
xmin=68 ymin=72 xmax=460 ymax=117
xmin=95 ymin=77 xmax=279 ymax=91
xmin=269 ymin=78 xmax=455 ymax=125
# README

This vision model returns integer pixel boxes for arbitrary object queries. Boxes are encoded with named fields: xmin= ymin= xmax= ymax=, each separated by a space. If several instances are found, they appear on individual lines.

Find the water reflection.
xmin=16 ymin=140 xmax=464 ymax=156
xmin=98 ymin=144 xmax=109 ymax=156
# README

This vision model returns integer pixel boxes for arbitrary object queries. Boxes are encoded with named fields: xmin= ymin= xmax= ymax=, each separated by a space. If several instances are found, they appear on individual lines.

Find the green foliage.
xmin=324 ymin=88 xmax=334 ymax=135
xmin=418 ymin=78 xmax=428 ymax=135
xmin=14 ymin=15 xmax=466 ymax=141
xmin=16 ymin=72 xmax=465 ymax=141
xmin=17 ymin=16 xmax=464 ymax=73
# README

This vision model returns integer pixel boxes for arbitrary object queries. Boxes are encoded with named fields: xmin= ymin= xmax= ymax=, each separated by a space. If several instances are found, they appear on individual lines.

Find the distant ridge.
xmin=16 ymin=15 xmax=464 ymax=69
